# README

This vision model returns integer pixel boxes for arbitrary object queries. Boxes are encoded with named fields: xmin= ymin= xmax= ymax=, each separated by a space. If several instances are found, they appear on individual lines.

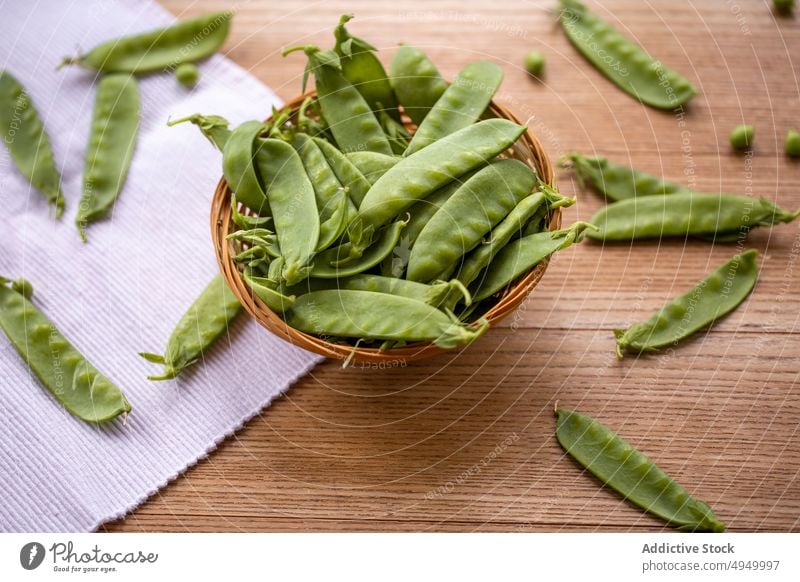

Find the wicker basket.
xmin=211 ymin=92 xmax=560 ymax=365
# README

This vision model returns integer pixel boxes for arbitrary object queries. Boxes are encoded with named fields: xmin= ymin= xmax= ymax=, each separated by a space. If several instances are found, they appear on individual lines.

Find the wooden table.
xmin=107 ymin=0 xmax=800 ymax=532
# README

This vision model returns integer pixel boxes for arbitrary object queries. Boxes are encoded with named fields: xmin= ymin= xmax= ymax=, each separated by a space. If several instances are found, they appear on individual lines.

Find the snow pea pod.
xmin=243 ymin=271 xmax=295 ymax=314
xmin=333 ymin=14 xmax=400 ymax=121
xmin=311 ymin=220 xmax=406 ymax=278
xmin=408 ymin=159 xmax=537 ymax=282
xmin=390 ymin=45 xmax=448 ymax=126
xmin=346 ymin=151 xmax=399 ymax=184
xmin=59 ymin=12 xmax=232 ymax=74
xmin=222 ymin=121 xmax=269 ymax=214
xmin=255 ymin=139 xmax=320 ymax=285
xmin=559 ymin=0 xmax=697 ymax=110
xmin=313 ymin=136 xmax=372 ymax=207
xmin=405 ymin=61 xmax=503 ymax=156
xmin=284 ymin=289 xmax=488 ymax=348
xmin=615 ymin=249 xmax=758 ymax=357
xmin=168 ymin=113 xmax=231 ymax=151
xmin=555 ymin=407 xmax=725 ymax=532
xmin=0 ymin=277 xmax=131 ymax=423
xmin=521 ymin=185 xmax=576 ymax=236
xmin=140 ymin=274 xmax=242 ymax=381
xmin=283 ymin=45 xmax=393 ymax=156
xmin=587 ymin=193 xmax=800 ymax=241
xmin=76 ymin=74 xmax=139 ymax=241
xmin=0 ymin=71 xmax=64 ymax=217
xmin=471 ymin=222 xmax=596 ymax=302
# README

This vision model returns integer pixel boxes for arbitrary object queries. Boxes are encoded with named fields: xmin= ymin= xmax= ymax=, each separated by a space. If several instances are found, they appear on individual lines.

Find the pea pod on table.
xmin=559 ymin=0 xmax=697 ymax=110
xmin=0 ymin=71 xmax=64 ymax=217
xmin=555 ymin=407 xmax=725 ymax=532
xmin=0 ymin=277 xmax=131 ymax=423
xmin=615 ymin=249 xmax=758 ymax=358
xmin=59 ymin=11 xmax=232 ymax=74
xmin=76 ymin=74 xmax=140 ymax=242
xmin=390 ymin=45 xmax=448 ymax=126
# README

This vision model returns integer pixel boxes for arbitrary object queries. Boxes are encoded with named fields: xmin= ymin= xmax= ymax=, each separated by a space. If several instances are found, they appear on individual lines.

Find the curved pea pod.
xmin=311 ymin=220 xmax=406 ymax=278
xmin=58 ymin=12 xmax=232 ymax=73
xmin=555 ymin=408 xmax=725 ymax=532
xmin=408 ymin=159 xmax=537 ymax=283
xmin=255 ymin=139 xmax=320 ymax=285
xmin=587 ymin=193 xmax=800 ymax=241
xmin=76 ymin=74 xmax=140 ymax=242
xmin=0 ymin=277 xmax=130 ymax=423
xmin=283 ymin=45 xmax=393 ymax=156
xmin=390 ymin=45 xmax=448 ymax=126
xmin=242 ymin=271 xmax=296 ymax=314
xmin=333 ymin=14 xmax=400 ymax=121
xmin=168 ymin=113 xmax=231 ymax=151
xmin=0 ymin=71 xmax=64 ymax=217
xmin=405 ymin=61 xmax=503 ymax=156
xmin=284 ymin=289 xmax=488 ymax=349
xmin=346 ymin=151 xmax=399 ymax=185
xmin=561 ymin=152 xmax=691 ymax=202
xmin=559 ymin=0 xmax=697 ymax=110
xmin=223 ymin=121 xmax=269 ymax=214
xmin=313 ymin=136 xmax=372 ymax=207
xmin=140 ymin=275 xmax=242 ymax=381
xmin=471 ymin=222 xmax=596 ymax=302
xmin=353 ymin=118 xmax=526 ymax=251
xmin=615 ymin=249 xmax=758 ymax=358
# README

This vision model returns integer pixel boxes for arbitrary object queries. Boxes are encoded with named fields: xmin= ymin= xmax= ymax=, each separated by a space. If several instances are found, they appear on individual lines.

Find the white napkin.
xmin=0 ymin=0 xmax=321 ymax=532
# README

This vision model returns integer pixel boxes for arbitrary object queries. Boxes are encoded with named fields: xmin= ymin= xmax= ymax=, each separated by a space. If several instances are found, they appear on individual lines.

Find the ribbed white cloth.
xmin=0 ymin=0 xmax=321 ymax=532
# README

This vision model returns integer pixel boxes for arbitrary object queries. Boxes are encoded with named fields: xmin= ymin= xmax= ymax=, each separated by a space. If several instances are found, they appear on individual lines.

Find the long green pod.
xmin=408 ymin=159 xmax=537 ymax=283
xmin=59 ymin=12 xmax=232 ymax=73
xmin=0 ymin=277 xmax=130 ymax=423
xmin=140 ymin=275 xmax=242 ymax=380
xmin=76 ymin=74 xmax=140 ymax=241
xmin=333 ymin=14 xmax=400 ymax=121
xmin=555 ymin=407 xmax=725 ymax=532
xmin=285 ymin=289 xmax=488 ymax=349
xmin=242 ymin=271 xmax=296 ymax=314
xmin=390 ymin=45 xmax=448 ymax=126
xmin=283 ymin=45 xmax=393 ymax=155
xmin=559 ymin=0 xmax=697 ymax=109
xmin=346 ymin=151 xmax=399 ymax=184
xmin=222 ymin=120 xmax=269 ymax=214
xmin=311 ymin=220 xmax=406 ymax=278
xmin=587 ymin=193 xmax=800 ymax=241
xmin=255 ymin=139 xmax=320 ymax=285
xmin=471 ymin=222 xmax=596 ymax=302
xmin=168 ymin=113 xmax=231 ymax=151
xmin=615 ymin=249 xmax=758 ymax=357
xmin=313 ymin=136 xmax=372 ymax=207
xmin=405 ymin=61 xmax=503 ymax=156
xmin=0 ymin=71 xmax=64 ymax=217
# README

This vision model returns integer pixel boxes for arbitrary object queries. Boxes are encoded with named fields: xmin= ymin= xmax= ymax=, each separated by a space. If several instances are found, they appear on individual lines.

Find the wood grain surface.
xmin=106 ymin=0 xmax=800 ymax=532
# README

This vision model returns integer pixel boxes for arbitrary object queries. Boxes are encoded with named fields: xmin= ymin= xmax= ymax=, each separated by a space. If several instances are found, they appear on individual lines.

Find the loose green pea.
xmin=555 ymin=408 xmax=725 ymax=532
xmin=729 ymin=124 xmax=754 ymax=151
xmin=774 ymin=0 xmax=795 ymax=15
xmin=175 ymin=63 xmax=200 ymax=87
xmin=523 ymin=51 xmax=545 ymax=77
xmin=785 ymin=128 xmax=800 ymax=158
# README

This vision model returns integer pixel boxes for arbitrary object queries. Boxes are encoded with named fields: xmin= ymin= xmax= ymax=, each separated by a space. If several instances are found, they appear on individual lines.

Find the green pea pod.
xmin=59 ymin=12 xmax=232 ymax=74
xmin=587 ymin=193 xmax=800 ymax=241
xmin=390 ymin=45 xmax=448 ymax=126
xmin=615 ymin=249 xmax=758 ymax=357
xmin=333 ymin=14 xmax=400 ymax=122
xmin=555 ymin=407 xmax=725 ymax=532
xmin=0 ymin=277 xmax=130 ymax=423
xmin=283 ymin=45 xmax=393 ymax=156
xmin=379 ymin=109 xmax=411 ymax=155
xmin=242 ymin=271 xmax=296 ymax=314
xmin=313 ymin=136 xmax=372 ymax=207
xmin=521 ymin=184 xmax=577 ymax=236
xmin=76 ymin=74 xmax=140 ymax=242
xmin=405 ymin=61 xmax=504 ymax=156
xmin=316 ymin=190 xmax=351 ymax=252
xmin=140 ymin=274 xmax=242 ymax=381
xmin=353 ymin=118 xmax=526 ymax=252
xmin=255 ymin=139 xmax=320 ymax=285
xmin=0 ymin=71 xmax=64 ymax=217
xmin=168 ymin=113 xmax=231 ymax=151
xmin=230 ymin=195 xmax=272 ymax=230
xmin=408 ymin=159 xmax=537 ymax=283
xmin=346 ymin=151 xmax=399 ymax=185
xmin=311 ymin=220 xmax=406 ymax=278
xmin=559 ymin=0 xmax=697 ymax=110
xmin=471 ymin=222 xmax=596 ymax=302
xmin=284 ymin=289 xmax=488 ymax=349
xmin=222 ymin=121 xmax=269 ymax=214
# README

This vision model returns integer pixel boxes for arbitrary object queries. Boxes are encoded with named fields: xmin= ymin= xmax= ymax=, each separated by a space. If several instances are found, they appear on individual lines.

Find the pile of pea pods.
xmin=176 ymin=14 xmax=592 ymax=353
